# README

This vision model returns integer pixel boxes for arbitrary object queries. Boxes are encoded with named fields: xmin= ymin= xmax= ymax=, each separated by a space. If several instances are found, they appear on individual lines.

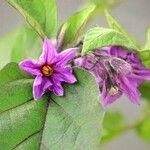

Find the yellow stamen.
xmin=108 ymin=86 xmax=119 ymax=95
xmin=42 ymin=65 xmax=53 ymax=76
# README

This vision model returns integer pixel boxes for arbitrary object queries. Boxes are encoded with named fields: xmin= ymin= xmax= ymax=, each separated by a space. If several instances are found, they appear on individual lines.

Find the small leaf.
xmin=144 ymin=27 xmax=150 ymax=50
xmin=139 ymin=50 xmax=150 ymax=68
xmin=104 ymin=9 xmax=128 ymax=36
xmin=0 ymin=63 xmax=105 ymax=149
xmin=104 ymin=10 xmax=140 ymax=49
xmin=7 ymin=0 xmax=57 ymax=38
xmin=58 ymin=4 xmax=97 ymax=48
xmin=140 ymin=82 xmax=150 ymax=101
xmin=58 ymin=0 xmax=119 ymax=49
xmin=101 ymin=111 xmax=126 ymax=144
xmin=82 ymin=27 xmax=137 ymax=55
xmin=139 ymin=31 xmax=150 ymax=67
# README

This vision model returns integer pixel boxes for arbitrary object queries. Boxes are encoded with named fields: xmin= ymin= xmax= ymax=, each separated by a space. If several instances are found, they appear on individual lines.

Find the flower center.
xmin=41 ymin=65 xmax=53 ymax=76
xmin=108 ymin=86 xmax=119 ymax=95
xmin=106 ymin=75 xmax=119 ymax=95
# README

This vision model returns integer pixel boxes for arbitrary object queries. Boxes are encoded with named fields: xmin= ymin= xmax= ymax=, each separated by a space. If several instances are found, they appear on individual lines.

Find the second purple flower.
xmin=75 ymin=46 xmax=150 ymax=106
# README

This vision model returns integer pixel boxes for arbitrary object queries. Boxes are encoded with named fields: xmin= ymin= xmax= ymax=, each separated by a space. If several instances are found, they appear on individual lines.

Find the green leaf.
xmin=140 ymin=82 xmax=150 ymax=101
xmin=0 ymin=63 xmax=104 ymax=149
xmin=0 ymin=26 xmax=41 ymax=69
xmin=104 ymin=9 xmax=128 ymax=36
xmin=139 ymin=28 xmax=150 ymax=68
xmin=101 ymin=111 xmax=126 ymax=144
xmin=0 ymin=63 xmax=47 ymax=150
xmin=58 ymin=0 xmax=119 ymax=49
xmin=0 ymin=62 xmax=32 ymax=86
xmin=6 ymin=0 xmax=57 ymax=38
xmin=105 ymin=10 xmax=141 ymax=49
xmin=82 ymin=27 xmax=137 ymax=55
xmin=58 ymin=4 xmax=97 ymax=48
xmin=144 ymin=27 xmax=150 ymax=50
xmin=139 ymin=50 xmax=150 ymax=68
xmin=41 ymin=68 xmax=104 ymax=150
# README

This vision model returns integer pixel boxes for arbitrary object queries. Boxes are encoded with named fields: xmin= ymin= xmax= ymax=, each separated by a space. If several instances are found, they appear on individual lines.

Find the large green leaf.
xmin=101 ymin=111 xmax=126 ymax=144
xmin=82 ymin=27 xmax=137 ymax=55
xmin=0 ymin=63 xmax=104 ymax=149
xmin=0 ymin=63 xmax=46 ymax=150
xmin=0 ymin=26 xmax=41 ymax=69
xmin=6 ymin=0 xmax=57 ymax=38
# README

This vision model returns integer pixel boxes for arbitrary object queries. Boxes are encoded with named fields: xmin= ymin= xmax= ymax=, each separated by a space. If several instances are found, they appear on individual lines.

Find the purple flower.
xmin=20 ymin=38 xmax=78 ymax=100
xmin=75 ymin=46 xmax=150 ymax=106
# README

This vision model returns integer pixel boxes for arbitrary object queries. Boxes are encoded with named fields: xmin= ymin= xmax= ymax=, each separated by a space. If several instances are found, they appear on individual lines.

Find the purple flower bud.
xmin=75 ymin=46 xmax=150 ymax=106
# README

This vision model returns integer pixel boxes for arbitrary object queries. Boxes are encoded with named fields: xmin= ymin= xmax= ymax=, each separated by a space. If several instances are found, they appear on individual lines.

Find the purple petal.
xmin=90 ymin=63 xmax=105 ymax=84
xmin=33 ymin=76 xmax=52 ymax=100
xmin=19 ymin=59 xmax=41 ymax=76
xmin=50 ymin=77 xmax=64 ymax=96
xmin=127 ymin=52 xmax=140 ymax=64
xmin=132 ymin=69 xmax=150 ymax=80
xmin=56 ymin=48 xmax=79 ymax=66
xmin=108 ymin=46 xmax=128 ymax=59
xmin=53 ymin=66 xmax=77 ymax=83
xmin=119 ymin=76 xmax=141 ymax=105
xmin=101 ymin=81 xmax=122 ymax=107
xmin=74 ymin=57 xmax=85 ymax=67
xmin=130 ymin=63 xmax=150 ymax=80
xmin=53 ymin=84 xmax=64 ymax=96
xmin=74 ymin=54 xmax=97 ymax=70
xmin=95 ymin=48 xmax=110 ymax=56
xmin=39 ymin=38 xmax=58 ymax=64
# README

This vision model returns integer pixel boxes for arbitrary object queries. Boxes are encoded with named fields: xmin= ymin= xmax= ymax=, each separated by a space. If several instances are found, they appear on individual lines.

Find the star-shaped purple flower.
xmin=20 ymin=38 xmax=78 ymax=100
xmin=75 ymin=46 xmax=150 ymax=106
